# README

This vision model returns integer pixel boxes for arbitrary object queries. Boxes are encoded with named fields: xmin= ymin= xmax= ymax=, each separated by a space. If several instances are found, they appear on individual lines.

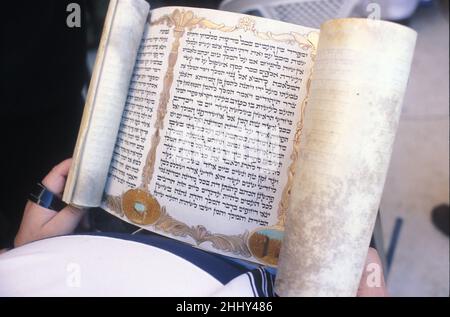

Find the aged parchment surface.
xmin=275 ymin=18 xmax=416 ymax=296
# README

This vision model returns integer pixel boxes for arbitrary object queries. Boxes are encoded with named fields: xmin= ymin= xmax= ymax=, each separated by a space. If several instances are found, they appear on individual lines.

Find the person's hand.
xmin=356 ymin=247 xmax=388 ymax=296
xmin=14 ymin=159 xmax=87 ymax=247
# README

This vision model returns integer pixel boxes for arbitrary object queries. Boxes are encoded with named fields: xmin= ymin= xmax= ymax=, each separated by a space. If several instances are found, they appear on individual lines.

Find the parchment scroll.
xmin=275 ymin=18 xmax=416 ymax=296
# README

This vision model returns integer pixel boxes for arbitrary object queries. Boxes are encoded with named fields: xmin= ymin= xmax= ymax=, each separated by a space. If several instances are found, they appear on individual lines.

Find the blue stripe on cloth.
xmin=246 ymin=268 xmax=277 ymax=297
xmin=246 ymin=272 xmax=258 ymax=297
xmin=78 ymin=232 xmax=249 ymax=284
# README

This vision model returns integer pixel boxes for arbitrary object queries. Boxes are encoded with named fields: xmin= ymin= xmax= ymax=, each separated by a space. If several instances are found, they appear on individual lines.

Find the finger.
xmin=42 ymin=158 xmax=73 ymax=195
xmin=357 ymin=247 xmax=388 ymax=297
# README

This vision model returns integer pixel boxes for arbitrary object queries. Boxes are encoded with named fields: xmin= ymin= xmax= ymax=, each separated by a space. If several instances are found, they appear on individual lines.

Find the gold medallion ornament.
xmin=122 ymin=188 xmax=161 ymax=225
xmin=248 ymin=226 xmax=284 ymax=266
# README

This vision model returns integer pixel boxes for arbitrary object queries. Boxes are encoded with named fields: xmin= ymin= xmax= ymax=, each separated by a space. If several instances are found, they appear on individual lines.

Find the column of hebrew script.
xmin=104 ymin=25 xmax=172 ymax=194
xmin=153 ymin=31 xmax=307 ymax=227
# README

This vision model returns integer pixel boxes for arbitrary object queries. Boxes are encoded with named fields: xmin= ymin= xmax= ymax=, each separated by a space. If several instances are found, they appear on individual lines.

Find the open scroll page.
xmin=63 ymin=0 xmax=149 ymax=207
xmin=275 ymin=19 xmax=417 ymax=296
xmin=101 ymin=7 xmax=318 ymax=265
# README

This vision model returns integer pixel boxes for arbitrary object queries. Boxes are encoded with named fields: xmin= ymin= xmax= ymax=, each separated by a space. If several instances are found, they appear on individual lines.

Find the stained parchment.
xmin=275 ymin=18 xmax=416 ymax=296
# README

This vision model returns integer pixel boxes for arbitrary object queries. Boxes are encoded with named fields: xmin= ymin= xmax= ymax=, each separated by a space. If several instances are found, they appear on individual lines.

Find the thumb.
xmin=42 ymin=158 xmax=73 ymax=195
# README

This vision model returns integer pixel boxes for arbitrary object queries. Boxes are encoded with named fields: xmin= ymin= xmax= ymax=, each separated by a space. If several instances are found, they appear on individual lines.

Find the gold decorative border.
xmin=276 ymin=46 xmax=316 ymax=226
xmin=103 ymin=193 xmax=122 ymax=216
xmin=155 ymin=207 xmax=251 ymax=257
xmin=104 ymin=9 xmax=318 ymax=262
xmin=103 ymin=193 xmax=251 ymax=256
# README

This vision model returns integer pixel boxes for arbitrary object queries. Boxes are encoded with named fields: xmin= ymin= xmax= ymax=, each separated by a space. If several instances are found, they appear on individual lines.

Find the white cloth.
xmin=0 ymin=235 xmax=257 ymax=297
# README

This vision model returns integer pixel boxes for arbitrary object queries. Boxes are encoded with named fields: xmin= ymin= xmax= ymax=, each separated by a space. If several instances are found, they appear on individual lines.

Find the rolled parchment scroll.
xmin=275 ymin=19 xmax=416 ymax=296
xmin=64 ymin=0 xmax=150 ymax=207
